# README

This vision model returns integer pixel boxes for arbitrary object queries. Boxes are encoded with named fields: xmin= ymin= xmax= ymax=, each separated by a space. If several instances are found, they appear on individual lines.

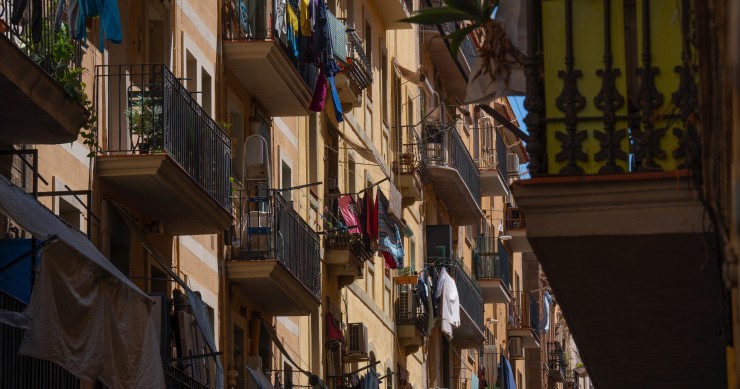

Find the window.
xmin=284 ymin=362 xmax=293 ymax=389
xmin=186 ymin=51 xmax=197 ymax=94
xmin=309 ymin=114 xmax=318 ymax=185
xmin=384 ymin=285 xmax=391 ymax=316
xmin=408 ymin=239 xmax=416 ymax=271
xmin=367 ymin=265 xmax=375 ymax=300
xmin=364 ymin=20 xmax=372 ymax=99
xmin=346 ymin=0 xmax=355 ymax=26
xmin=58 ymin=197 xmax=81 ymax=231
xmin=202 ymin=68 xmax=212 ymax=116
xmin=348 ymin=158 xmax=356 ymax=194
xmin=281 ymin=161 xmax=292 ymax=200
xmin=150 ymin=265 xmax=167 ymax=295
xmin=381 ymin=52 xmax=388 ymax=124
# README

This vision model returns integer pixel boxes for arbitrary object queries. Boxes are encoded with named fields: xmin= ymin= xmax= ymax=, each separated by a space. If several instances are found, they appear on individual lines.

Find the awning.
xmin=393 ymin=58 xmax=438 ymax=107
xmin=0 ymin=175 xmax=165 ymax=388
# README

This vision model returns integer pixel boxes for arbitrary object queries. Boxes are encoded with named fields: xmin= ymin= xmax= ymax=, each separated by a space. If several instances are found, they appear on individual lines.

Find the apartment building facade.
xmin=0 ymin=1 xmax=559 ymax=389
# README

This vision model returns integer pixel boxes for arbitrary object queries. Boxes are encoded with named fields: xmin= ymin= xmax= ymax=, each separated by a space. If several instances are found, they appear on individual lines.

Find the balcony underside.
xmin=97 ymin=154 xmax=232 ymax=235
xmin=397 ymin=173 xmax=423 ymax=202
xmin=376 ymin=0 xmax=412 ymax=29
xmin=428 ymin=165 xmax=482 ymax=225
xmin=512 ymin=172 xmax=727 ymax=389
xmin=224 ymin=41 xmax=311 ymax=116
xmin=480 ymin=169 xmax=509 ymax=197
xmin=478 ymin=278 xmax=512 ymax=304
xmin=226 ymin=259 xmax=320 ymax=316
xmin=0 ymin=35 xmax=86 ymax=144
xmin=325 ymin=248 xmax=365 ymax=287
xmin=422 ymin=32 xmax=468 ymax=102
xmin=397 ymin=323 xmax=424 ymax=354
xmin=452 ymin=307 xmax=484 ymax=349
xmin=506 ymin=230 xmax=531 ymax=252
xmin=507 ymin=328 xmax=540 ymax=349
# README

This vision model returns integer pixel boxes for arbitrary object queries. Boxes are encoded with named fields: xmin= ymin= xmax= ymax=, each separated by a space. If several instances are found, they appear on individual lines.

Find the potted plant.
xmin=127 ymin=92 xmax=164 ymax=154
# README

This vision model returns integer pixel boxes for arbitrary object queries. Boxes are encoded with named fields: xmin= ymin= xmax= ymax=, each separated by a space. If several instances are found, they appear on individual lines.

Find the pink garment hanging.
xmin=309 ymin=68 xmax=327 ymax=112
xmin=338 ymin=195 xmax=361 ymax=234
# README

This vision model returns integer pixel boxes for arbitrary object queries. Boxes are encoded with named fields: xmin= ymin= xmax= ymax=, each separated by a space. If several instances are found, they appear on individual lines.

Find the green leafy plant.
xmin=28 ymin=23 xmax=97 ymax=156
xmin=401 ymin=0 xmax=524 ymax=85
xmin=126 ymin=95 xmax=164 ymax=153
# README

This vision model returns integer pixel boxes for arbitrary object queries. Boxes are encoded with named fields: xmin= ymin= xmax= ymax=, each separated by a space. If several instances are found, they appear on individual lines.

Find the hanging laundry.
xmin=287 ymin=3 xmax=299 ymax=33
xmin=435 ymin=267 xmax=460 ymax=339
xmin=326 ymin=312 xmax=344 ymax=341
xmin=275 ymin=0 xmax=288 ymax=41
xmin=300 ymin=0 xmax=312 ymax=36
xmin=12 ymin=0 xmax=42 ymax=43
xmin=327 ymin=11 xmax=347 ymax=61
xmin=310 ymin=68 xmax=328 ymax=112
xmin=338 ymin=195 xmax=361 ymax=234
xmin=500 ymin=355 xmax=517 ymax=389
xmin=539 ymin=291 xmax=551 ymax=332
xmin=363 ymin=190 xmax=378 ymax=242
xmin=326 ymin=75 xmax=344 ymax=123
xmin=238 ymin=0 xmax=252 ymax=37
xmin=377 ymin=190 xmax=403 ymax=268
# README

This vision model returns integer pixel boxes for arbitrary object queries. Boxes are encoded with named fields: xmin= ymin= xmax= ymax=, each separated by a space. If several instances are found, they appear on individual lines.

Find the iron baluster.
xmin=554 ymin=0 xmax=587 ymax=175
xmin=633 ymin=0 xmax=666 ymax=171
xmin=671 ymin=0 xmax=698 ymax=168
xmin=593 ymin=0 xmax=627 ymax=173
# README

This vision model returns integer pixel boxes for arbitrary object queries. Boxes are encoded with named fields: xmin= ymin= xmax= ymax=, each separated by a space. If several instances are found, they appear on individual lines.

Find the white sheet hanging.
xmin=0 ymin=175 xmax=164 ymax=388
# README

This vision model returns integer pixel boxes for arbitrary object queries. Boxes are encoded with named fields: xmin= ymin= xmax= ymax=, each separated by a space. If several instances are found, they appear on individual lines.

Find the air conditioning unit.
xmin=507 ymin=153 xmax=520 ymax=175
xmin=509 ymin=336 xmax=524 ymax=359
xmin=347 ymin=322 xmax=369 ymax=356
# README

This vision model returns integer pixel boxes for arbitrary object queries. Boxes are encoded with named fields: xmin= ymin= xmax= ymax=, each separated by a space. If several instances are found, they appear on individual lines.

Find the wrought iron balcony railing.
xmin=427 ymin=257 xmax=484 ymax=332
xmin=479 ymin=121 xmax=509 ymax=178
xmin=341 ymin=29 xmax=373 ymax=94
xmin=509 ymin=291 xmax=540 ymax=334
xmin=222 ymin=0 xmax=320 ymax=90
xmin=523 ymin=0 xmax=698 ymax=175
xmin=1 ymin=291 xmax=80 ymax=388
xmin=0 ymin=0 xmax=83 ymax=86
xmin=423 ymin=123 xmax=482 ymax=207
xmin=95 ymin=64 xmax=232 ymax=212
xmin=395 ymin=282 xmax=430 ymax=336
xmin=394 ymin=132 xmax=431 ymax=183
xmin=547 ymin=341 xmax=566 ymax=382
xmin=232 ymin=186 xmax=321 ymax=300
xmin=164 ymin=363 xmax=213 ymax=389
xmin=473 ymin=238 xmax=512 ymax=290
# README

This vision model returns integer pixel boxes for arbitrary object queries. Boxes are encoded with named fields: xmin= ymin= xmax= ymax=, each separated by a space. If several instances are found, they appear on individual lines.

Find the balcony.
xmin=228 ymin=187 xmax=321 ymax=316
xmin=473 ymin=238 xmax=512 ymax=303
xmin=164 ymin=363 xmax=212 ymax=389
xmin=95 ymin=64 xmax=232 ymax=235
xmin=324 ymin=234 xmax=372 ymax=287
xmin=512 ymin=172 xmax=727 ymax=388
xmin=478 ymin=121 xmax=509 ymax=197
xmin=395 ymin=279 xmax=429 ymax=354
xmin=0 ymin=0 xmax=87 ymax=144
xmin=547 ymin=342 xmax=566 ymax=382
xmin=423 ymin=123 xmax=482 ymax=225
xmin=504 ymin=205 xmax=531 ymax=252
xmin=420 ymin=1 xmax=476 ymax=101
xmin=428 ymin=257 xmax=484 ymax=348
xmin=335 ymin=29 xmax=373 ymax=110
xmin=393 ymin=134 xmax=431 ymax=202
xmin=507 ymin=291 xmax=540 ymax=348
xmin=222 ymin=0 xmax=319 ymax=116
xmin=375 ymin=0 xmax=412 ymax=29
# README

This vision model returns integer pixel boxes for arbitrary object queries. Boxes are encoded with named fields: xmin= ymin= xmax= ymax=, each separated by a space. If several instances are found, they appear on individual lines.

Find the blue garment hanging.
xmin=74 ymin=0 xmax=122 ymax=50
xmin=500 ymin=355 xmax=517 ymax=389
